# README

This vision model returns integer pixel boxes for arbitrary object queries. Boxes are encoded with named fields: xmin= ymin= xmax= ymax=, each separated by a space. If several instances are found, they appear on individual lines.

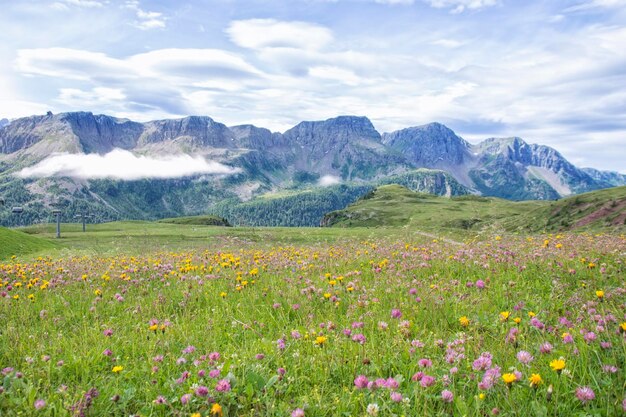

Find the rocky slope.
xmin=0 ymin=111 xmax=623 ymax=226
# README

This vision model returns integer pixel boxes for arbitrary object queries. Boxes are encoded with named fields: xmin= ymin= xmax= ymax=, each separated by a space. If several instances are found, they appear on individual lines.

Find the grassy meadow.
xmin=1 ymin=221 xmax=625 ymax=416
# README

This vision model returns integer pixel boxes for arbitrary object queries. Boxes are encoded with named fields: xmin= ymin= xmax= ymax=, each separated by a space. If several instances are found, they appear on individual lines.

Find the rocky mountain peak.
xmin=382 ymin=122 xmax=470 ymax=167
xmin=284 ymin=115 xmax=381 ymax=144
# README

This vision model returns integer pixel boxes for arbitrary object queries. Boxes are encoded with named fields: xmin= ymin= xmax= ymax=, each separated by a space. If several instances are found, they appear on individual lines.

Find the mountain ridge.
xmin=1 ymin=111 xmax=624 ymax=227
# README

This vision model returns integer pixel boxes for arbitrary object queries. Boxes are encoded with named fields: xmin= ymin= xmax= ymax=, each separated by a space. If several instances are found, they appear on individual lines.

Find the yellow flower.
xmin=550 ymin=359 xmax=565 ymax=372
xmin=323 ymin=293 xmax=331 ymax=299
xmin=513 ymin=317 xmax=521 ymax=324
xmin=315 ymin=336 xmax=328 ymax=346
xmin=529 ymin=373 xmax=542 ymax=388
xmin=219 ymin=292 xmax=227 ymax=298
xmin=528 ymin=311 xmax=536 ymax=318
xmin=459 ymin=316 xmax=470 ymax=327
xmin=502 ymin=373 xmax=517 ymax=385
xmin=94 ymin=289 xmax=102 ymax=296
xmin=620 ymin=322 xmax=626 ymax=332
xmin=555 ymin=243 xmax=563 ymax=249
xmin=478 ymin=393 xmax=486 ymax=400
xmin=595 ymin=290 xmax=604 ymax=299
xmin=149 ymin=324 xmax=158 ymax=332
xmin=499 ymin=311 xmax=510 ymax=321
xmin=112 ymin=366 xmax=123 ymax=373
xmin=211 ymin=403 xmax=223 ymax=416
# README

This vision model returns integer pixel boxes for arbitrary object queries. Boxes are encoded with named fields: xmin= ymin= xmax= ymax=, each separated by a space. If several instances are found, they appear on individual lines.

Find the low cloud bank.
xmin=18 ymin=149 xmax=240 ymax=180
xmin=318 ymin=175 xmax=342 ymax=186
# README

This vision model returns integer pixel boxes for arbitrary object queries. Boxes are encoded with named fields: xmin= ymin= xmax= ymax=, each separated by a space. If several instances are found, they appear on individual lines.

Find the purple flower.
xmin=352 ymin=334 xmax=366 ymax=344
xmin=441 ymin=390 xmax=454 ymax=403
xmin=209 ymin=369 xmax=220 ymax=378
xmin=181 ymin=393 xmax=192 ymax=404
xmin=575 ymin=386 xmax=595 ymax=403
xmin=420 ymin=375 xmax=436 ymax=387
xmin=539 ymin=342 xmax=553 ymax=354
xmin=153 ymin=355 xmax=164 ymax=362
xmin=255 ymin=353 xmax=265 ymax=360
xmin=391 ymin=309 xmax=402 ymax=319
xmin=385 ymin=377 xmax=399 ymax=390
xmin=291 ymin=408 xmax=305 ymax=417
xmin=103 ymin=329 xmax=113 ymax=337
xmin=182 ymin=345 xmax=196 ymax=355
xmin=472 ymin=352 xmax=493 ymax=371
xmin=584 ymin=332 xmax=597 ymax=343
xmin=34 ymin=399 xmax=46 ymax=410
xmin=195 ymin=386 xmax=209 ymax=397
xmin=516 ymin=351 xmax=534 ymax=365
xmin=475 ymin=280 xmax=485 ymax=289
xmin=154 ymin=396 xmax=167 ymax=405
xmin=215 ymin=379 xmax=231 ymax=392
xmin=103 ymin=349 xmax=113 ymax=357
xmin=390 ymin=392 xmax=403 ymax=402
xmin=277 ymin=367 xmax=286 ymax=375
xmin=418 ymin=358 xmax=433 ymax=368
xmin=208 ymin=352 xmax=220 ymax=361
xmin=354 ymin=375 xmax=369 ymax=389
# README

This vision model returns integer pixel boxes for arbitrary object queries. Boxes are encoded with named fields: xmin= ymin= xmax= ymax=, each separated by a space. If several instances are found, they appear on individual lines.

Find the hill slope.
xmin=0 ymin=226 xmax=57 ymax=260
xmin=322 ymin=185 xmax=626 ymax=233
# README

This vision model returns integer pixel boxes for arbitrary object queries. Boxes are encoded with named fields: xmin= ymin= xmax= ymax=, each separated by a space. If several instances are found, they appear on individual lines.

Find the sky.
xmin=1 ymin=0 xmax=625 ymax=173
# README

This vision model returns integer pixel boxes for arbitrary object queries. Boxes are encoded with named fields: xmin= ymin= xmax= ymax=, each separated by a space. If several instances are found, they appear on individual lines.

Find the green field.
xmin=1 ymin=199 xmax=625 ymax=416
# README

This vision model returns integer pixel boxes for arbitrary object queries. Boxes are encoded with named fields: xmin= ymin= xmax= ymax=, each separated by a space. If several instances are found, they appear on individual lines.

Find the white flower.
xmin=366 ymin=403 xmax=379 ymax=416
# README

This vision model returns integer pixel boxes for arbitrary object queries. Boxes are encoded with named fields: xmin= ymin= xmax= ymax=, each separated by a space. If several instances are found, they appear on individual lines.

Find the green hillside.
xmin=0 ymin=226 xmax=57 ymax=260
xmin=505 ymin=185 xmax=626 ymax=232
xmin=321 ymin=184 xmax=626 ymax=233
xmin=158 ymin=215 xmax=231 ymax=226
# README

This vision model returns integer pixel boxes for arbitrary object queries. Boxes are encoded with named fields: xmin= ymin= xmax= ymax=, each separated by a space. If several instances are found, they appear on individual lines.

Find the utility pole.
xmin=52 ymin=209 xmax=62 ymax=238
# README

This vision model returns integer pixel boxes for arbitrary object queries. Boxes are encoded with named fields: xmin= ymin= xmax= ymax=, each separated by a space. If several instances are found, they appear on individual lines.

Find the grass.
xmin=158 ymin=215 xmax=231 ymax=227
xmin=323 ymin=184 xmax=626 ymax=234
xmin=0 ymin=226 xmax=58 ymax=260
xmin=1 ymin=230 xmax=625 ymax=416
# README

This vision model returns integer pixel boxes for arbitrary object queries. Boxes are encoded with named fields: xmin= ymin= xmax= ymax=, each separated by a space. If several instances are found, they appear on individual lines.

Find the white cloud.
xmin=318 ymin=175 xmax=342 ymax=186
xmin=564 ymin=0 xmax=626 ymax=12
xmin=226 ymin=19 xmax=333 ymax=50
xmin=124 ymin=0 xmax=166 ymax=30
xmin=424 ymin=0 xmax=498 ymax=12
xmin=375 ymin=0 xmax=415 ymax=4
xmin=17 ymin=149 xmax=241 ymax=180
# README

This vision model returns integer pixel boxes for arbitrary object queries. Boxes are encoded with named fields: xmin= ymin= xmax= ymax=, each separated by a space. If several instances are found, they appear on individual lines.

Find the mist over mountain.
xmin=0 ymin=111 xmax=623 ymax=226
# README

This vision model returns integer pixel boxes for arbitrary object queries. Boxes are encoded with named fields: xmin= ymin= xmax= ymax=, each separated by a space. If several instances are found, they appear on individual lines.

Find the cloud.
xmin=17 ymin=149 xmax=241 ymax=180
xmin=123 ymin=0 xmax=166 ymax=30
xmin=226 ymin=19 xmax=334 ymax=50
xmin=318 ymin=175 xmax=342 ymax=186
xmin=424 ymin=0 xmax=498 ymax=13
xmin=564 ymin=0 xmax=626 ymax=12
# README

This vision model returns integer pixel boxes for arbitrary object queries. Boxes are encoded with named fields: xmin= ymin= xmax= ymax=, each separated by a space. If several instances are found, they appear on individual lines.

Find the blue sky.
xmin=1 ymin=0 xmax=625 ymax=172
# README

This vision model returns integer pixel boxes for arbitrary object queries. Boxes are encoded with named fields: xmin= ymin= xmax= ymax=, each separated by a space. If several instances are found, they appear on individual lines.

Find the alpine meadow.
xmin=1 ymin=1 xmax=625 ymax=417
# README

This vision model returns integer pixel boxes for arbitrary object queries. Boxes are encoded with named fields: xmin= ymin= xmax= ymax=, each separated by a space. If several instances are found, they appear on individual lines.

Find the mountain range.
xmin=0 ymin=111 xmax=624 ymax=226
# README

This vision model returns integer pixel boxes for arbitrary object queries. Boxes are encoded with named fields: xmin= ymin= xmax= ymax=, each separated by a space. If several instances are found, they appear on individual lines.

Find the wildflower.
xmin=191 ymin=413 xmax=201 ymax=417
xmin=211 ymin=403 xmax=223 ymax=416
xmin=459 ymin=316 xmax=470 ymax=327
xmin=529 ymin=374 xmax=542 ymax=388
xmin=181 ymin=394 xmax=192 ymax=405
xmin=475 ymin=280 xmax=485 ymax=289
xmin=502 ymin=373 xmax=517 ymax=386
xmin=215 ymin=379 xmax=231 ymax=392
xmin=34 ymin=399 xmax=46 ymax=410
xmin=441 ymin=390 xmax=454 ymax=403
xmin=516 ymin=351 xmax=534 ymax=365
xmin=315 ymin=336 xmax=327 ymax=346
xmin=562 ymin=332 xmax=574 ymax=344
xmin=418 ymin=358 xmax=433 ymax=368
xmin=103 ymin=329 xmax=113 ymax=337
xmin=391 ymin=309 xmax=402 ymax=319
xmin=390 ymin=392 xmax=402 ymax=402
xmin=420 ymin=375 xmax=436 ymax=387
xmin=366 ymin=403 xmax=379 ymax=416
xmin=154 ymin=396 xmax=167 ymax=405
xmin=575 ymin=386 xmax=595 ymax=403
xmin=550 ymin=359 xmax=565 ymax=373
xmin=500 ymin=311 xmax=510 ymax=321
xmin=595 ymin=290 xmax=604 ymax=299
xmin=620 ymin=322 xmax=626 ymax=333
xmin=112 ymin=366 xmax=123 ymax=373
xmin=195 ymin=386 xmax=209 ymax=397
xmin=102 ymin=349 xmax=113 ymax=357
xmin=539 ymin=342 xmax=553 ymax=354
xmin=291 ymin=408 xmax=305 ymax=417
